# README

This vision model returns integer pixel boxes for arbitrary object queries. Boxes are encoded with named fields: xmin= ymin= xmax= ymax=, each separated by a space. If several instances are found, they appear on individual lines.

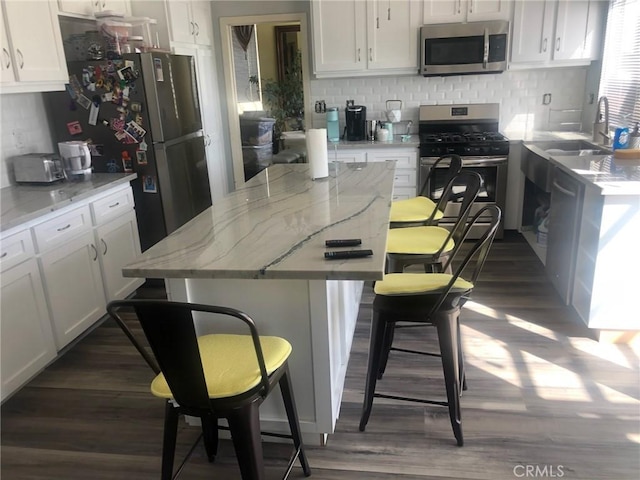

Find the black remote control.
xmin=325 ymin=239 xmax=362 ymax=248
xmin=324 ymin=249 xmax=373 ymax=260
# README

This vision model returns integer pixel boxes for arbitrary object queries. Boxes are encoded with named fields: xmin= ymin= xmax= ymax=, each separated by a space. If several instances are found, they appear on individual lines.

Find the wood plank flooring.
xmin=2 ymin=232 xmax=639 ymax=479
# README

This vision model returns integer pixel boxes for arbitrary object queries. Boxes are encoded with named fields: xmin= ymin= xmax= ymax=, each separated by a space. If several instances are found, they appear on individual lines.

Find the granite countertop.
xmin=123 ymin=162 xmax=396 ymax=281
xmin=548 ymin=154 xmax=640 ymax=195
xmin=0 ymin=173 xmax=137 ymax=233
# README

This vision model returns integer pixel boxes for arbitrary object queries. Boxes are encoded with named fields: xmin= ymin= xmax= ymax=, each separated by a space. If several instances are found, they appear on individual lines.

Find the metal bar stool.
xmin=106 ymin=300 xmax=312 ymax=480
xmin=389 ymin=154 xmax=462 ymax=228
xmin=359 ymin=206 xmax=502 ymax=446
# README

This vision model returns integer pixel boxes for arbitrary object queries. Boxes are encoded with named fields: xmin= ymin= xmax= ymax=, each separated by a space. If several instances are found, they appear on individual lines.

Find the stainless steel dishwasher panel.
xmin=546 ymin=168 xmax=584 ymax=304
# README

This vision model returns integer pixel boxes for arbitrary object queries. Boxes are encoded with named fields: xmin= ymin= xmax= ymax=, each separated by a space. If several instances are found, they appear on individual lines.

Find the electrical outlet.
xmin=12 ymin=130 xmax=25 ymax=152
xmin=542 ymin=93 xmax=552 ymax=105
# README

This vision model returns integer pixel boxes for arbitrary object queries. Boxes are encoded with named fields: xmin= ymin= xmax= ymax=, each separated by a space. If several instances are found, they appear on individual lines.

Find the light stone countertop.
xmin=123 ymin=162 xmax=396 ymax=281
xmin=330 ymin=135 xmax=420 ymax=149
xmin=0 ymin=173 xmax=137 ymax=233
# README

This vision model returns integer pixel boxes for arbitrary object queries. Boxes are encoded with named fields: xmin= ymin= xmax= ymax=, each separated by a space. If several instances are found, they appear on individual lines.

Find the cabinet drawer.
xmin=91 ymin=187 xmax=134 ymax=226
xmin=32 ymin=205 xmax=92 ymax=253
xmin=393 ymin=169 xmax=417 ymax=188
xmin=368 ymin=151 xmax=417 ymax=168
xmin=0 ymin=229 xmax=35 ymax=273
xmin=392 ymin=187 xmax=416 ymax=201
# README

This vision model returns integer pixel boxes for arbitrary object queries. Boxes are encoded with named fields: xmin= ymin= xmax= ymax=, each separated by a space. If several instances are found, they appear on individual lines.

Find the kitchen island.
xmin=122 ymin=162 xmax=396 ymax=440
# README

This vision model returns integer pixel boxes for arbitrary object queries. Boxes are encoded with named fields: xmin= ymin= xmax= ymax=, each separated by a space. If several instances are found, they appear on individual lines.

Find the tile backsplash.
xmin=0 ymin=93 xmax=55 ymax=189
xmin=309 ymin=66 xmax=590 ymax=138
xmin=0 ymin=65 xmax=591 ymax=189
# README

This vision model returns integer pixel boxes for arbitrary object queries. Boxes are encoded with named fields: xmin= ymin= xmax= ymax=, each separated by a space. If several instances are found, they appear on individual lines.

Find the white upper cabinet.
xmin=166 ymin=0 xmax=212 ymax=46
xmin=423 ymin=0 xmax=512 ymax=24
xmin=312 ymin=0 xmax=421 ymax=77
xmin=0 ymin=0 xmax=68 ymax=92
xmin=510 ymin=0 xmax=606 ymax=66
xmin=57 ymin=0 xmax=131 ymax=17
xmin=0 ymin=4 xmax=15 ymax=84
xmin=129 ymin=0 xmax=212 ymax=49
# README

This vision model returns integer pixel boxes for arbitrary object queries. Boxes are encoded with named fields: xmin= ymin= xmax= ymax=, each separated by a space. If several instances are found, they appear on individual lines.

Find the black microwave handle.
xmin=483 ymin=28 xmax=489 ymax=69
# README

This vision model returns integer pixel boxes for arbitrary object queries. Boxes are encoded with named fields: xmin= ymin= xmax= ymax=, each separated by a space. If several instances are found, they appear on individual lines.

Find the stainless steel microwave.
xmin=420 ymin=20 xmax=509 ymax=76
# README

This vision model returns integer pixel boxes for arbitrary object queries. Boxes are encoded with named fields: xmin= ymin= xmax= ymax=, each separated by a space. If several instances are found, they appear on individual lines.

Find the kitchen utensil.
xmin=12 ymin=153 xmax=65 ymax=184
xmin=58 ymin=141 xmax=92 ymax=177
xmin=366 ymin=120 xmax=378 ymax=141
xmin=385 ymin=100 xmax=402 ymax=123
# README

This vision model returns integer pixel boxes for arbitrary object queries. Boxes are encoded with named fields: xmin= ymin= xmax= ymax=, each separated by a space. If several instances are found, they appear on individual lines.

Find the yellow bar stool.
xmin=389 ymin=154 xmax=462 ymax=228
xmin=385 ymin=171 xmax=482 ymax=274
xmin=359 ymin=206 xmax=502 ymax=446
xmin=106 ymin=300 xmax=312 ymax=480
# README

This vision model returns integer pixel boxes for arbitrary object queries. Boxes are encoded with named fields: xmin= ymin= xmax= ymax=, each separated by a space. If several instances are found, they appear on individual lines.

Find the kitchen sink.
xmin=521 ymin=139 xmax=611 ymax=192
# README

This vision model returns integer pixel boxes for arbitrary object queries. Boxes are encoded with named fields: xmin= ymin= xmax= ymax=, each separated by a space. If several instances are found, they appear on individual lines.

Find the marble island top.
xmin=1 ymin=173 xmax=137 ymax=233
xmin=123 ymin=162 xmax=396 ymax=281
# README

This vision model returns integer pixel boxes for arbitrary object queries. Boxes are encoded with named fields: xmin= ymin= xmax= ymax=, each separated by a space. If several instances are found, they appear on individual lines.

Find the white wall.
xmin=307 ymin=66 xmax=591 ymax=139
xmin=0 ymin=93 xmax=55 ymax=188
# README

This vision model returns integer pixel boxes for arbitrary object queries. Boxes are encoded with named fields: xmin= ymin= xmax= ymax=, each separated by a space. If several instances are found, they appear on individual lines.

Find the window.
xmin=598 ymin=0 xmax=640 ymax=129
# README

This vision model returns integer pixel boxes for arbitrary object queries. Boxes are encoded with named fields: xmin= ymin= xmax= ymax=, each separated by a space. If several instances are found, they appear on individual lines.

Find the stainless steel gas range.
xmin=418 ymin=103 xmax=509 ymax=239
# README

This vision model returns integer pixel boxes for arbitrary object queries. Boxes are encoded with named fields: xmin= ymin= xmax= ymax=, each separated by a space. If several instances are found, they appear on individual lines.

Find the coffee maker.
xmin=345 ymin=105 xmax=367 ymax=141
xmin=58 ymin=141 xmax=92 ymax=178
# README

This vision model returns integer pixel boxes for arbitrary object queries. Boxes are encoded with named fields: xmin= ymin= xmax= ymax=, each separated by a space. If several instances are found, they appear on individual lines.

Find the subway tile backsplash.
xmin=1 ymin=93 xmax=55 ymax=189
xmin=0 ymin=66 xmax=590 ymax=189
xmin=309 ymin=66 xmax=589 ymax=137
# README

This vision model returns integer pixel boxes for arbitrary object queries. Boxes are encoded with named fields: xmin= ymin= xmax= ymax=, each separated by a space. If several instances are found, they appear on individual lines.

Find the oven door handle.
xmin=461 ymin=158 xmax=508 ymax=166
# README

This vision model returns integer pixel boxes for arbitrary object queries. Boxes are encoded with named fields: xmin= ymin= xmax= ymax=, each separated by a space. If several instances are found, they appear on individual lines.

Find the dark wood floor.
xmin=2 ymin=232 xmax=639 ymax=479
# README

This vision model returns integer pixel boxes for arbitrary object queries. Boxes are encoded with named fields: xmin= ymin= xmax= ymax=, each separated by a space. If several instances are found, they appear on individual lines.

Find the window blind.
xmin=598 ymin=0 xmax=640 ymax=130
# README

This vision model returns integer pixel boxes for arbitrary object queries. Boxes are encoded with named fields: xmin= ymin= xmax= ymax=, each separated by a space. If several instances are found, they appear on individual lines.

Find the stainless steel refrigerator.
xmin=45 ymin=53 xmax=212 ymax=252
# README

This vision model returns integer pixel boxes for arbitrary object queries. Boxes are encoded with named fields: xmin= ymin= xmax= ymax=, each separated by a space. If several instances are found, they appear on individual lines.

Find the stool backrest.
xmin=431 ymin=170 xmax=482 ymax=259
xmin=106 ymin=300 xmax=270 ymax=415
xmin=420 ymin=154 xmax=463 ymax=223
xmin=434 ymin=205 xmax=502 ymax=314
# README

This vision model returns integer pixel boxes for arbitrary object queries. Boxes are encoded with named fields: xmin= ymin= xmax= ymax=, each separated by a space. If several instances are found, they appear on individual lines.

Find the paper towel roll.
xmin=306 ymin=128 xmax=329 ymax=179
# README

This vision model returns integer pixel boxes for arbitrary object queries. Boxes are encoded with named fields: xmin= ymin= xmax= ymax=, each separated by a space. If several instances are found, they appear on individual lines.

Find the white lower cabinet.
xmin=39 ymin=230 xmax=106 ymax=350
xmin=1 ymin=257 xmax=56 ymax=401
xmin=0 ymin=182 xmax=143 ymax=400
xmin=334 ymin=147 xmax=418 ymax=199
xmin=95 ymin=210 xmax=143 ymax=301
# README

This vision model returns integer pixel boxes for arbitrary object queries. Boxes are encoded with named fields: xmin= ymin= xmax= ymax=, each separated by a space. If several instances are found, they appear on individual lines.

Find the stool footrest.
xmin=374 ymin=392 xmax=448 ymax=407
xmin=391 ymin=346 xmax=441 ymax=358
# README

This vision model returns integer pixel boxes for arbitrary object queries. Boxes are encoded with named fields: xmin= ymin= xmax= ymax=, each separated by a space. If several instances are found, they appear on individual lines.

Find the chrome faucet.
xmin=593 ymin=96 xmax=610 ymax=146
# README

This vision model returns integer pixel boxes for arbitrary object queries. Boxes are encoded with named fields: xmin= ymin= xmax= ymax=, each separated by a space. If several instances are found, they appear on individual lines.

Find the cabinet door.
xmin=367 ymin=0 xmax=421 ymax=71
xmin=40 ymin=231 xmax=105 ymax=350
xmin=0 ymin=4 xmax=14 ymax=84
xmin=466 ymin=0 xmax=512 ymax=21
xmin=192 ymin=1 xmax=212 ymax=46
xmin=423 ymin=0 xmax=465 ymax=23
xmin=2 ymin=0 xmax=67 ymax=83
xmin=95 ymin=211 xmax=143 ymax=301
xmin=312 ymin=0 xmax=366 ymax=74
xmin=552 ymin=0 xmax=590 ymax=60
xmin=57 ymin=0 xmax=95 ymax=16
xmin=1 ymin=258 xmax=56 ymax=401
xmin=102 ymin=0 xmax=130 ymax=15
xmin=510 ymin=0 xmax=556 ymax=63
xmin=167 ymin=0 xmax=195 ymax=44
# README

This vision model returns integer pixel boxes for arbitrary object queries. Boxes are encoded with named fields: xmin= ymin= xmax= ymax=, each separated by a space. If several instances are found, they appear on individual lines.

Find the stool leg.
xmin=377 ymin=321 xmax=396 ymax=380
xmin=360 ymin=309 xmax=387 ymax=431
xmin=457 ymin=316 xmax=467 ymax=392
xmin=161 ymin=401 xmax=179 ymax=480
xmin=279 ymin=364 xmax=311 ymax=476
xmin=201 ymin=413 xmax=218 ymax=462
xmin=227 ymin=402 xmax=265 ymax=480
xmin=436 ymin=312 xmax=463 ymax=447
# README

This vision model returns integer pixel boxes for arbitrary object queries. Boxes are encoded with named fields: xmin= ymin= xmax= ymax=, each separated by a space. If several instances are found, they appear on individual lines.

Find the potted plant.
xmin=250 ymin=51 xmax=304 ymax=152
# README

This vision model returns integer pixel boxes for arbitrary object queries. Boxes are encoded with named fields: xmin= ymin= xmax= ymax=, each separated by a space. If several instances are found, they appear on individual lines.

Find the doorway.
xmin=220 ymin=13 xmax=311 ymax=189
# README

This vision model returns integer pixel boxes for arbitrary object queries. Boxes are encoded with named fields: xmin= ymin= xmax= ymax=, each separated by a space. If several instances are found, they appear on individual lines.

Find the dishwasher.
xmin=546 ymin=167 xmax=584 ymax=304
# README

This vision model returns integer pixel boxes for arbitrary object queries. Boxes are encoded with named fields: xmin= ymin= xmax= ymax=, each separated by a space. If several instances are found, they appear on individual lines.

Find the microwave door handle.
xmin=483 ymin=28 xmax=489 ymax=69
